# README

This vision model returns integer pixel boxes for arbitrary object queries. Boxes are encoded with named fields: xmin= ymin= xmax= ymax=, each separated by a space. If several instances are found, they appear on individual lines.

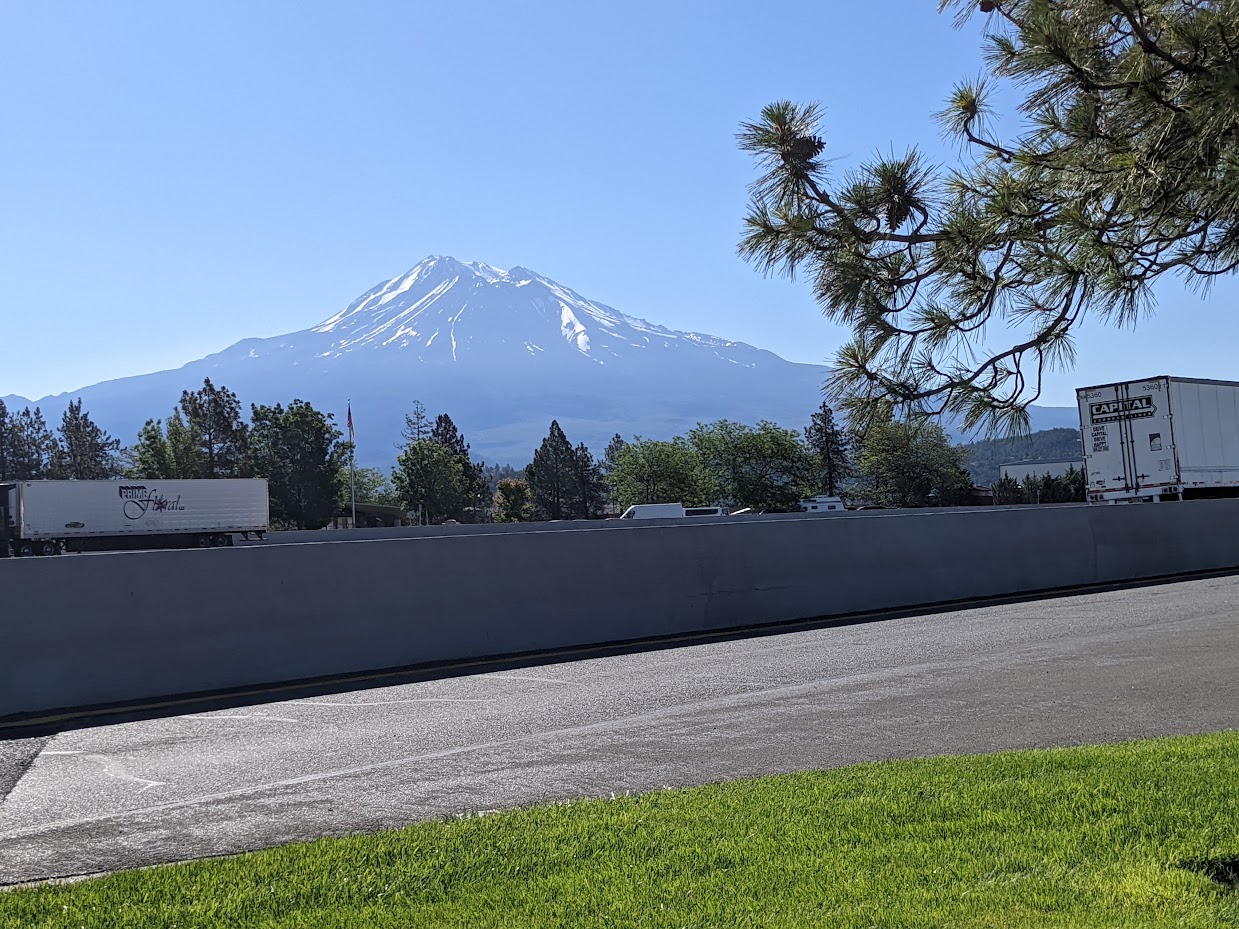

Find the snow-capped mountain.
xmin=2 ymin=256 xmax=1081 ymax=465
xmin=297 ymin=255 xmax=790 ymax=371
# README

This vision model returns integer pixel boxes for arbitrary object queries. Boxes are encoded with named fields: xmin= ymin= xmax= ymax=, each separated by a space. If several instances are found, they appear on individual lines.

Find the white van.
xmin=618 ymin=503 xmax=728 ymax=519
xmin=799 ymin=495 xmax=847 ymax=513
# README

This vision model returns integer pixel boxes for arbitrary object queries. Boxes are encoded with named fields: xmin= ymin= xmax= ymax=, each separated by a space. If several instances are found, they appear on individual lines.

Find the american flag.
xmin=347 ymin=401 xmax=354 ymax=443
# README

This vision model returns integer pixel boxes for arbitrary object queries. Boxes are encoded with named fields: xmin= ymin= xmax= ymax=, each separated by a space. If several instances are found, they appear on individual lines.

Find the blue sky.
xmin=2 ymin=0 xmax=1235 ymax=405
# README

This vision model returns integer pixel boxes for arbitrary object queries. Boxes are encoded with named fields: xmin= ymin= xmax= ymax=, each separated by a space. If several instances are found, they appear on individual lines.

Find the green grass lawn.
xmin=3 ymin=732 xmax=1238 ymax=928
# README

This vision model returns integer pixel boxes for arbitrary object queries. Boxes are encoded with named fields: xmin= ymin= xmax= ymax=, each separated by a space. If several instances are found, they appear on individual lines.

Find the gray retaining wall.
xmin=2 ymin=501 xmax=1237 ymax=722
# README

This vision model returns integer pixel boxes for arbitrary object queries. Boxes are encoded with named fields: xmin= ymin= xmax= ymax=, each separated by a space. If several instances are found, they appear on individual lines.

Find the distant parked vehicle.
xmin=1078 ymin=375 xmax=1239 ymax=503
xmin=618 ymin=503 xmax=728 ymax=519
xmin=799 ymin=495 xmax=847 ymax=513
xmin=0 ymin=479 xmax=269 ymax=557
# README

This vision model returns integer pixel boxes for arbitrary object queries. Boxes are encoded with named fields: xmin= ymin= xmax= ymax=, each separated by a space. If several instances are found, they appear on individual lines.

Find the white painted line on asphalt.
xmin=89 ymin=755 xmax=164 ymax=793
xmin=187 ymin=714 xmax=301 ymax=723
xmin=39 ymin=751 xmax=83 ymax=756
xmin=488 ymin=675 xmax=582 ymax=686
xmin=293 ymin=698 xmax=492 ymax=707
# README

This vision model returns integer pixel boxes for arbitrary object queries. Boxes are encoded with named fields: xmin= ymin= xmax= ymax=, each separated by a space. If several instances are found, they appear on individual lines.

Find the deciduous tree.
xmin=493 ymin=478 xmax=533 ymax=522
xmin=250 ymin=400 xmax=346 ymax=529
xmin=688 ymin=420 xmax=818 ymax=512
xmin=349 ymin=466 xmax=399 ymax=507
xmin=481 ymin=463 xmax=522 ymax=500
xmin=127 ymin=419 xmax=175 ymax=480
xmin=854 ymin=418 xmax=973 ymax=508
xmin=605 ymin=438 xmax=707 ymax=511
xmin=393 ymin=440 xmax=469 ymax=525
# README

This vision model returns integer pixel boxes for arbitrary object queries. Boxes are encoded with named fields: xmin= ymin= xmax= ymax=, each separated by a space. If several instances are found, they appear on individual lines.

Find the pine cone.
xmin=787 ymin=135 xmax=826 ymax=162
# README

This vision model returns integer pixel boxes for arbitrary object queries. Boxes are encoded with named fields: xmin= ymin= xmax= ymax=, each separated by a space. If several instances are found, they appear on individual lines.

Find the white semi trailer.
xmin=0 ymin=479 xmax=269 ymax=557
xmin=1077 ymin=376 xmax=1239 ymax=503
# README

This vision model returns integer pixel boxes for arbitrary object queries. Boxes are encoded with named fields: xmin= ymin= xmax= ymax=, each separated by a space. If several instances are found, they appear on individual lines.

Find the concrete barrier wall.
xmin=3 ymin=500 xmax=1238 ymax=721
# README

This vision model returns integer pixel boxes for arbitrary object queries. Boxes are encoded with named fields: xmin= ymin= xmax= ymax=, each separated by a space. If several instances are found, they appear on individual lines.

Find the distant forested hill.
xmin=963 ymin=428 xmax=1084 ymax=485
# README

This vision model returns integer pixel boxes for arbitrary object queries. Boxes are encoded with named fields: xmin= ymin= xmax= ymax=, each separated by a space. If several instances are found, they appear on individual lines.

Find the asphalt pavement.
xmin=1 ymin=573 xmax=1237 ymax=885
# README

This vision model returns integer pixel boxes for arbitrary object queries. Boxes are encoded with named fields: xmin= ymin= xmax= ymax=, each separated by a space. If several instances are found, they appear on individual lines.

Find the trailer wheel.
xmin=194 ymin=534 xmax=211 ymax=549
xmin=36 ymin=541 xmax=58 ymax=557
xmin=15 ymin=541 xmax=34 ymax=558
xmin=211 ymin=534 xmax=228 ymax=548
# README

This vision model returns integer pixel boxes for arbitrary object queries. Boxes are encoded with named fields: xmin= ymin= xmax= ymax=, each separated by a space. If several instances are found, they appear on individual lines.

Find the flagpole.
xmin=348 ymin=399 xmax=357 ymax=529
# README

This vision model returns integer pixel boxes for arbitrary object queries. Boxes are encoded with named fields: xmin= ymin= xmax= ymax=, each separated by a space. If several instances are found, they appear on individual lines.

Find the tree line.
xmin=1 ymin=383 xmax=1088 ymax=530
xmin=490 ymin=403 xmax=985 ymax=518
xmin=0 ymin=399 xmax=120 ymax=483
xmin=993 ymin=469 xmax=1087 ymax=507
xmin=492 ymin=407 xmax=849 ymax=521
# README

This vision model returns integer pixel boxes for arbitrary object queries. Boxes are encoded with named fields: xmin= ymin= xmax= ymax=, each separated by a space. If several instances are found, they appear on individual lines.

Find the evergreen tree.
xmin=430 ymin=413 xmax=467 ymax=457
xmin=600 ymin=433 xmax=627 ymax=506
xmin=57 ymin=399 xmax=120 ymax=479
xmin=401 ymin=401 xmax=432 ymax=446
xmin=6 ymin=407 xmax=59 ymax=480
xmin=1018 ymin=466 xmax=1088 ymax=506
xmin=602 ymin=434 xmax=626 ymax=476
xmin=250 ymin=400 xmax=346 ymax=530
xmin=526 ymin=421 xmax=578 ymax=520
xmin=179 ymin=378 xmax=250 ymax=478
xmin=430 ymin=412 xmax=487 ymax=521
xmin=1063 ymin=465 xmax=1086 ymax=504
xmin=493 ymin=478 xmax=533 ymax=523
xmin=0 ymin=399 xmax=9 ymax=481
xmin=992 ymin=475 xmax=1022 ymax=506
xmin=572 ymin=442 xmax=606 ymax=519
xmin=804 ymin=402 xmax=851 ymax=497
xmin=740 ymin=1 xmax=1239 ymax=432
xmin=1021 ymin=474 xmax=1051 ymax=506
